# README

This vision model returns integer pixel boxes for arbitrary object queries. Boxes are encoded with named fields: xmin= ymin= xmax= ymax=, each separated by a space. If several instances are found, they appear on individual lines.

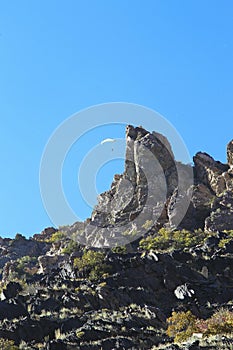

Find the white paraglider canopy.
xmin=100 ymin=138 xmax=116 ymax=145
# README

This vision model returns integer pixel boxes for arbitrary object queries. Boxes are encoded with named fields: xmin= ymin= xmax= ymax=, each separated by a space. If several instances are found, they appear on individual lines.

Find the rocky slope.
xmin=0 ymin=125 xmax=233 ymax=349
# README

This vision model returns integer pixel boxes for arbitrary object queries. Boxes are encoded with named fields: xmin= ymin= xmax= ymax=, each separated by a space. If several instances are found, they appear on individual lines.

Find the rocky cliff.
xmin=74 ymin=125 xmax=233 ymax=247
xmin=0 ymin=125 xmax=233 ymax=349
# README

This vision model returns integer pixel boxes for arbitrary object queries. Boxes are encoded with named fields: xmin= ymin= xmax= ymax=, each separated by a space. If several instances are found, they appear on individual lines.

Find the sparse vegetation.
xmin=76 ymin=331 xmax=85 ymax=339
xmin=167 ymin=310 xmax=198 ymax=343
xmin=0 ymin=339 xmax=19 ymax=350
xmin=73 ymin=250 xmax=111 ymax=281
xmin=204 ymin=308 xmax=233 ymax=335
xmin=15 ymin=256 xmax=38 ymax=277
xmin=218 ymin=230 xmax=233 ymax=248
xmin=111 ymin=245 xmax=127 ymax=254
xmin=140 ymin=228 xmax=207 ymax=252
xmin=142 ymin=219 xmax=154 ymax=230
xmin=122 ymin=228 xmax=138 ymax=237
xmin=47 ymin=230 xmax=67 ymax=243
xmin=167 ymin=308 xmax=233 ymax=343
xmin=61 ymin=239 xmax=78 ymax=254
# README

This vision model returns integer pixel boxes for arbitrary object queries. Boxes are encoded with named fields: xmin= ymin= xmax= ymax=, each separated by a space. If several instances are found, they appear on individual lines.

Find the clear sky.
xmin=0 ymin=1 xmax=233 ymax=237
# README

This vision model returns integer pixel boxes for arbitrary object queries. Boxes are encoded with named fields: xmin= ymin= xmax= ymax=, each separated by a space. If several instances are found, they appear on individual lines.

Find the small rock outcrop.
xmin=227 ymin=139 xmax=233 ymax=167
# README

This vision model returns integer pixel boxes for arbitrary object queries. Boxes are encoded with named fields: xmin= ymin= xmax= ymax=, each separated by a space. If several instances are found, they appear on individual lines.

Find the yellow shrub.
xmin=167 ymin=308 xmax=233 ymax=343
xmin=166 ymin=311 xmax=198 ymax=343
xmin=206 ymin=308 xmax=233 ymax=335
xmin=0 ymin=339 xmax=19 ymax=350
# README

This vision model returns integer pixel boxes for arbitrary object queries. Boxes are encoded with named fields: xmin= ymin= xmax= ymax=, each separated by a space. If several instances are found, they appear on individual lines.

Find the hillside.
xmin=0 ymin=125 xmax=233 ymax=349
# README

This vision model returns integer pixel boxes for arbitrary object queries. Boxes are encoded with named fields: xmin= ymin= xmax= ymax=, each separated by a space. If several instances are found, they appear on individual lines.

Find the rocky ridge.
xmin=0 ymin=125 xmax=233 ymax=349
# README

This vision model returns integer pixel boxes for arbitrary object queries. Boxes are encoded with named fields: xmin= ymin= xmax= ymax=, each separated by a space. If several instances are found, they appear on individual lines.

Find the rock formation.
xmin=74 ymin=126 xmax=233 ymax=247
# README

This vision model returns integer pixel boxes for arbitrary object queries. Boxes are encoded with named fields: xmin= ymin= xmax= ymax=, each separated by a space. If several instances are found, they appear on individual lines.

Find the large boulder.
xmin=168 ymin=183 xmax=214 ymax=230
xmin=38 ymin=255 xmax=59 ymax=274
xmin=0 ymin=301 xmax=28 ymax=320
xmin=1 ymin=282 xmax=22 ymax=300
xmin=17 ymin=320 xmax=44 ymax=343
xmin=204 ymin=191 xmax=233 ymax=232
xmin=205 ymin=209 xmax=233 ymax=232
xmin=193 ymin=152 xmax=229 ymax=195
xmin=38 ymin=254 xmax=69 ymax=274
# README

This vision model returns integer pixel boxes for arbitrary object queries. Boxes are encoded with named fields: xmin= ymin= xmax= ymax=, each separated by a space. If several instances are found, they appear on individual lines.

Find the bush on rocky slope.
xmin=46 ymin=230 xmax=66 ymax=243
xmin=218 ymin=230 xmax=233 ymax=248
xmin=166 ymin=310 xmax=198 ymax=343
xmin=15 ymin=256 xmax=38 ymax=277
xmin=73 ymin=250 xmax=111 ymax=281
xmin=61 ymin=239 xmax=79 ymax=254
xmin=0 ymin=339 xmax=19 ymax=350
xmin=139 ymin=228 xmax=207 ymax=252
xmin=167 ymin=308 xmax=233 ymax=343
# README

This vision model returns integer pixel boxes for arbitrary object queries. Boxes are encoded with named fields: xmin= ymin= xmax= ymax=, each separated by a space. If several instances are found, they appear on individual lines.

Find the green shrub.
xmin=61 ymin=239 xmax=78 ymax=254
xmin=73 ymin=250 xmax=111 ymax=281
xmin=73 ymin=250 xmax=105 ymax=269
xmin=140 ymin=228 xmax=206 ymax=252
xmin=111 ymin=246 xmax=127 ymax=254
xmin=16 ymin=256 xmax=35 ymax=268
xmin=218 ymin=230 xmax=233 ymax=248
xmin=47 ymin=230 xmax=66 ymax=243
xmin=15 ymin=256 xmax=37 ymax=276
xmin=0 ymin=338 xmax=19 ymax=350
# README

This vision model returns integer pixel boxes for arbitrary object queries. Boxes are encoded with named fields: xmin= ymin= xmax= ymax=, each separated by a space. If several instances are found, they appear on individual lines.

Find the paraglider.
xmin=100 ymin=138 xmax=116 ymax=151
xmin=100 ymin=138 xmax=116 ymax=145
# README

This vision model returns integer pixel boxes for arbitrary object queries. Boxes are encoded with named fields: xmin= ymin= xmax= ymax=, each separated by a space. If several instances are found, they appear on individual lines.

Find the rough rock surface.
xmin=77 ymin=126 xmax=233 ymax=246
xmin=0 ymin=126 xmax=233 ymax=349
xmin=227 ymin=139 xmax=233 ymax=167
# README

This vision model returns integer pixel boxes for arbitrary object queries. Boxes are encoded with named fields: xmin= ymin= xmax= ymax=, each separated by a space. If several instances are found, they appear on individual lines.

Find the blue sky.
xmin=0 ymin=1 xmax=233 ymax=237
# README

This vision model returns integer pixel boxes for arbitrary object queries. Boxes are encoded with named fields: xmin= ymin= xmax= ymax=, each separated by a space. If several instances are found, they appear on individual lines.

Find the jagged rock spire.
xmin=227 ymin=140 xmax=233 ymax=167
